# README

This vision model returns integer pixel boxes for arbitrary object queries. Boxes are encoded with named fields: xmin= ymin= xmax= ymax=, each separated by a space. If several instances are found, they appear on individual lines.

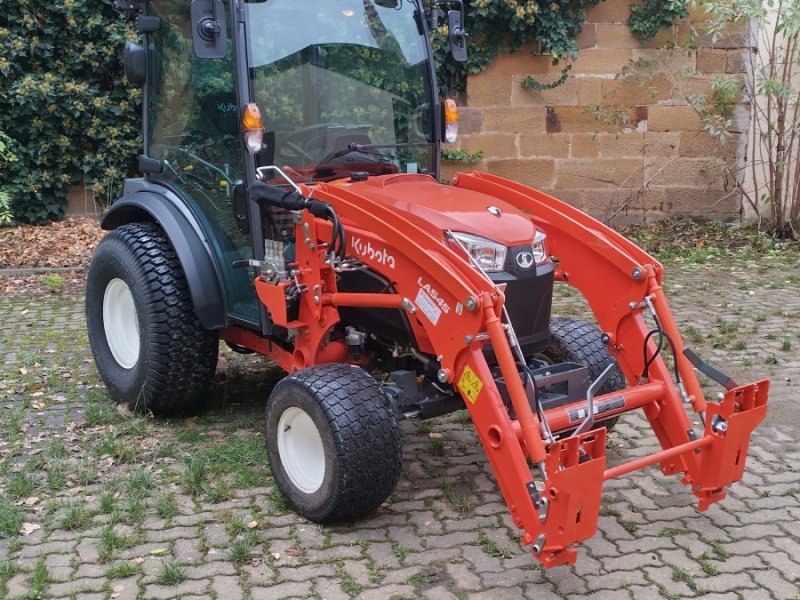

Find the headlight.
xmin=532 ymin=229 xmax=548 ymax=264
xmin=448 ymin=232 xmax=508 ymax=272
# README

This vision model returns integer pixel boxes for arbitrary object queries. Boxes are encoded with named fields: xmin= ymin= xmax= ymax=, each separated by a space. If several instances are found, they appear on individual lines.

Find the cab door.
xmin=144 ymin=0 xmax=259 ymax=326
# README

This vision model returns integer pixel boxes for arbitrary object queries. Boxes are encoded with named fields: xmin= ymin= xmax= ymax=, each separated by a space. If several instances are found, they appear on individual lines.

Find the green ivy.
xmin=432 ymin=0 xmax=688 ymax=95
xmin=0 ymin=1 xmax=140 ymax=223
xmin=431 ymin=0 xmax=603 ymax=95
xmin=0 ymin=132 xmax=17 ymax=225
xmin=441 ymin=148 xmax=484 ymax=163
xmin=628 ymin=0 xmax=689 ymax=43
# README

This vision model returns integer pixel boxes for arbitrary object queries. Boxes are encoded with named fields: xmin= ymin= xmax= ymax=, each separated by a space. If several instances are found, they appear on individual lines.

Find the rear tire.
xmin=540 ymin=317 xmax=625 ymax=430
xmin=86 ymin=222 xmax=219 ymax=415
xmin=265 ymin=363 xmax=402 ymax=522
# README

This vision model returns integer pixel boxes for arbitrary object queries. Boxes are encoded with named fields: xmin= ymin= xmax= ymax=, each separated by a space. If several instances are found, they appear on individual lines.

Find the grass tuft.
xmin=156 ymin=559 xmax=186 ymax=586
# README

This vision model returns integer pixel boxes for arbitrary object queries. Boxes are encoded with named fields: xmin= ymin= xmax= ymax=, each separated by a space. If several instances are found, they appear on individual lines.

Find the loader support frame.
xmin=218 ymin=172 xmax=767 ymax=568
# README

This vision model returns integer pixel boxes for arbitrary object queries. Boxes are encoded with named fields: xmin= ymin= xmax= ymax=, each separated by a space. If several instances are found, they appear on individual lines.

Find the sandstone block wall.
xmin=444 ymin=0 xmax=750 ymax=224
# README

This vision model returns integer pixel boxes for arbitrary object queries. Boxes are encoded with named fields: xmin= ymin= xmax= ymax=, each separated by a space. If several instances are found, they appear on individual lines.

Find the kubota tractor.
xmin=87 ymin=0 xmax=768 ymax=567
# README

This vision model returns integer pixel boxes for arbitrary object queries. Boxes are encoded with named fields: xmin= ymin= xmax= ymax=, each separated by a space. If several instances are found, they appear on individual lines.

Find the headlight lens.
xmin=532 ymin=229 xmax=548 ymax=264
xmin=448 ymin=232 xmax=508 ymax=272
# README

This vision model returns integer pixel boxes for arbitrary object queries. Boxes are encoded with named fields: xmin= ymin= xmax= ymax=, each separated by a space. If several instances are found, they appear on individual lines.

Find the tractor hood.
xmin=342 ymin=174 xmax=536 ymax=247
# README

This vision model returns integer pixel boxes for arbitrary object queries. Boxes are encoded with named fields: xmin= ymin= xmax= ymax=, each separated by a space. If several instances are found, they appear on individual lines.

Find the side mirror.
xmin=447 ymin=7 xmax=467 ymax=63
xmin=429 ymin=1 xmax=468 ymax=63
xmin=190 ymin=0 xmax=228 ymax=59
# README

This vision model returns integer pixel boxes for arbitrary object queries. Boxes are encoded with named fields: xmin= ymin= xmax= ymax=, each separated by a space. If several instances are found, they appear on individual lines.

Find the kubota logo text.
xmin=351 ymin=237 xmax=396 ymax=269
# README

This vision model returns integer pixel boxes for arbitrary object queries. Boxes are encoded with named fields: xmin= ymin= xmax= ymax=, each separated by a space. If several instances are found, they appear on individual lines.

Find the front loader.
xmin=87 ymin=0 xmax=768 ymax=567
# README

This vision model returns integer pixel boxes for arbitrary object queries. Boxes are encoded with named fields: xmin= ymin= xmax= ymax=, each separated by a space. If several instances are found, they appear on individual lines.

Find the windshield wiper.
xmin=347 ymin=142 xmax=434 ymax=153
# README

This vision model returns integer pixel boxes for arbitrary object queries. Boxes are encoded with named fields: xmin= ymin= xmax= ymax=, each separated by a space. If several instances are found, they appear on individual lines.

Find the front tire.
xmin=265 ymin=363 xmax=402 ymax=522
xmin=540 ymin=317 xmax=626 ymax=431
xmin=86 ymin=222 xmax=219 ymax=414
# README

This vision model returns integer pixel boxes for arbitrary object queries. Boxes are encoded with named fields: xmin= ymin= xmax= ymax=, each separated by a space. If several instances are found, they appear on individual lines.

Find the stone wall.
xmin=444 ymin=0 xmax=750 ymax=224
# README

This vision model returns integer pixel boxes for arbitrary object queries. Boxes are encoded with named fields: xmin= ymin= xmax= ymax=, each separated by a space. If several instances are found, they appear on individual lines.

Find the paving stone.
xmin=305 ymin=544 xmax=364 ymax=563
xmin=445 ymin=561 xmax=482 ymax=590
xmin=387 ymin=526 xmax=425 ymax=552
xmin=314 ymin=577 xmax=351 ymax=600
xmin=46 ymin=577 xmax=106 ymax=596
xmin=356 ymin=584 xmax=417 ymax=599
xmin=17 ymin=540 xmax=74 ymax=558
xmin=184 ymin=561 xmax=237 ymax=578
xmin=6 ymin=573 xmax=32 ymax=598
xmin=751 ymin=569 xmax=800 ymax=599
xmin=364 ymin=541 xmax=401 ymax=569
xmin=467 ymin=587 xmax=527 ymax=600
xmin=423 ymin=585 xmax=459 ymax=600
xmin=424 ymin=530 xmax=477 ymax=549
xmin=211 ymin=575 xmax=243 ymax=600
xmin=173 ymin=537 xmax=203 ymax=563
xmin=404 ymin=547 xmax=461 ymax=567
xmin=108 ymin=576 xmax=140 ymax=600
xmin=250 ymin=580 xmax=312 ymax=599
xmin=73 ymin=563 xmax=106 ymax=578
xmin=145 ymin=526 xmax=197 ymax=543
xmin=277 ymin=563 xmax=336 ymax=582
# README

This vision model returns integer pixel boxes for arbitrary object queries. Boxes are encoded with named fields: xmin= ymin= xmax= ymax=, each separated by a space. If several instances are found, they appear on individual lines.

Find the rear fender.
xmin=102 ymin=180 xmax=227 ymax=330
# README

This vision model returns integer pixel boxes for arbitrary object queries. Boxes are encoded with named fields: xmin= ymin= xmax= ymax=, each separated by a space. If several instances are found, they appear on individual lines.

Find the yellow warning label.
xmin=457 ymin=366 xmax=484 ymax=405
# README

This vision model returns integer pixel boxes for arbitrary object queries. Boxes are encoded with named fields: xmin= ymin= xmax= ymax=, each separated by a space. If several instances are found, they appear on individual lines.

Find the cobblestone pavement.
xmin=0 ymin=255 xmax=798 ymax=600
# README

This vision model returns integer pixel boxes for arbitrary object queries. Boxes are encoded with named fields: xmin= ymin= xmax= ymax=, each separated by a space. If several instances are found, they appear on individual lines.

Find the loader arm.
xmin=231 ymin=174 xmax=768 ymax=568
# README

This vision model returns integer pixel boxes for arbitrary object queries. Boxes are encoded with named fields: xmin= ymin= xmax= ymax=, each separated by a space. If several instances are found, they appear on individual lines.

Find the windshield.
xmin=246 ymin=0 xmax=436 ymax=181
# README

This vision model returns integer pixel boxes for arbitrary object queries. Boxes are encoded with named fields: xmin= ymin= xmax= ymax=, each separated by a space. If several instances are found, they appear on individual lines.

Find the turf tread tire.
xmin=543 ymin=317 xmax=626 ymax=430
xmin=265 ymin=363 xmax=402 ymax=523
xmin=546 ymin=317 xmax=625 ymax=392
xmin=86 ymin=222 xmax=218 ymax=415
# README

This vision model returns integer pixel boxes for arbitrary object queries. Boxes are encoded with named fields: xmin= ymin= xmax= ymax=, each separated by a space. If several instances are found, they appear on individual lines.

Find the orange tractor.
xmin=88 ymin=0 xmax=767 ymax=567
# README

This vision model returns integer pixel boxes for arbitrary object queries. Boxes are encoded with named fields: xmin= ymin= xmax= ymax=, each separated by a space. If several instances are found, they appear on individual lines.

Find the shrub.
xmin=0 ymin=1 xmax=141 ymax=223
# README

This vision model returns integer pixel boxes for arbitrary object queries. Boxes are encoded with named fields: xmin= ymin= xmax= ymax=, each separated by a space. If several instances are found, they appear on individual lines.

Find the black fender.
xmin=101 ymin=179 xmax=227 ymax=330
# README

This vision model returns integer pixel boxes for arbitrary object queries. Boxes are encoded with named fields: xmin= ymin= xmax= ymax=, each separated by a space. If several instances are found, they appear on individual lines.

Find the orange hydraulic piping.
xmin=327 ymin=293 xmax=404 ymax=309
xmin=483 ymin=293 xmax=548 ymax=465
xmin=604 ymin=436 xmax=712 ymax=480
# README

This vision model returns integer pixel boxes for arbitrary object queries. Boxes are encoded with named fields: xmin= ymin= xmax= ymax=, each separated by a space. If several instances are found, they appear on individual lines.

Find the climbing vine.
xmin=628 ymin=0 xmax=689 ymax=43
xmin=0 ymin=1 xmax=140 ymax=223
xmin=431 ymin=0 xmax=688 ymax=96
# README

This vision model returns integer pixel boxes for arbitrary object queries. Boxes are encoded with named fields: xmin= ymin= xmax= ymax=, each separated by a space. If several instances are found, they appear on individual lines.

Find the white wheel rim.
xmin=102 ymin=278 xmax=140 ymax=369
xmin=277 ymin=406 xmax=325 ymax=494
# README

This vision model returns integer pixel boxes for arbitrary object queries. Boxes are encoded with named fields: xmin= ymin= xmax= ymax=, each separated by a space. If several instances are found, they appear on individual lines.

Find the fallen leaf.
xmin=24 ymin=496 xmax=39 ymax=506
xmin=286 ymin=547 xmax=301 ymax=557
xmin=247 ymin=520 xmax=258 ymax=529
xmin=149 ymin=548 xmax=168 ymax=556
xmin=20 ymin=522 xmax=41 ymax=536
xmin=19 ymin=367 xmax=27 ymax=375
xmin=31 ymin=400 xmax=46 ymax=410
xmin=132 ymin=557 xmax=144 ymax=564
xmin=272 ymin=552 xmax=280 ymax=561
xmin=428 ymin=432 xmax=443 ymax=438
xmin=20 ymin=309 xmax=29 ymax=315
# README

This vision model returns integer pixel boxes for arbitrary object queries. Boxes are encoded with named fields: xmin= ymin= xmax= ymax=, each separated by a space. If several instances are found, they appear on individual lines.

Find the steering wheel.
xmin=276 ymin=123 xmax=346 ymax=165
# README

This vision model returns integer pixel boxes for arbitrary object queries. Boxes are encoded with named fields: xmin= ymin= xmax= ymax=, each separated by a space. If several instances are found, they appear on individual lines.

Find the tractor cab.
xmin=121 ymin=0 xmax=459 ymax=326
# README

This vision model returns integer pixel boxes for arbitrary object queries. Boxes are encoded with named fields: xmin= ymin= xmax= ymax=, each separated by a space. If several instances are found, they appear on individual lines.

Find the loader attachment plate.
xmin=532 ymin=429 xmax=606 ymax=567
xmin=694 ymin=379 xmax=769 ymax=511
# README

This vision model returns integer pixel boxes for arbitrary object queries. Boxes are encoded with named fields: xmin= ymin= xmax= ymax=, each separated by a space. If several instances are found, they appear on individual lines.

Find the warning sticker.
xmin=457 ymin=366 xmax=484 ymax=405
xmin=415 ymin=288 xmax=442 ymax=325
